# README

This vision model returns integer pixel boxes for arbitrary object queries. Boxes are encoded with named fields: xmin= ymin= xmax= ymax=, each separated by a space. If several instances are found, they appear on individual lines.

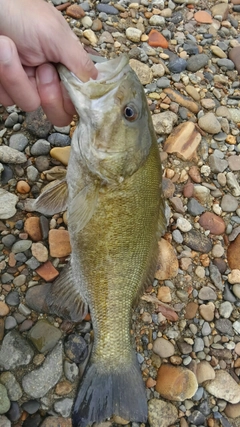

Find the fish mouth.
xmin=58 ymin=54 xmax=130 ymax=99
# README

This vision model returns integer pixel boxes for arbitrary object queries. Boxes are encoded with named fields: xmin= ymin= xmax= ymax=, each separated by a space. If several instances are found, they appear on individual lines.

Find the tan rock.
xmin=156 ymin=364 xmax=198 ymax=401
xmin=0 ymin=301 xmax=10 ymax=317
xmin=83 ymin=29 xmax=98 ymax=46
xmin=185 ymin=302 xmax=198 ymax=319
xmin=210 ymin=45 xmax=227 ymax=58
xmin=204 ymin=370 xmax=240 ymax=404
xmin=31 ymin=242 xmax=49 ymax=263
xmin=155 ymin=239 xmax=179 ymax=280
xmin=49 ymin=229 xmax=71 ymax=258
xmin=196 ymin=361 xmax=215 ymax=384
xmin=24 ymin=217 xmax=42 ymax=242
xmin=55 ymin=381 xmax=73 ymax=396
xmin=227 ymin=235 xmax=240 ymax=269
xmin=157 ymin=286 xmax=171 ymax=303
xmin=129 ymin=59 xmax=153 ymax=85
xmin=50 ymin=147 xmax=71 ymax=166
xmin=163 ymin=88 xmax=200 ymax=114
xmin=163 ymin=122 xmax=201 ymax=161
xmin=148 ymin=399 xmax=178 ymax=427
xmin=185 ymin=85 xmax=200 ymax=102
xmin=211 ymin=3 xmax=228 ymax=20
xmin=228 ymin=269 xmax=240 ymax=284
xmin=225 ymin=402 xmax=240 ymax=419
xmin=199 ymin=302 xmax=215 ymax=321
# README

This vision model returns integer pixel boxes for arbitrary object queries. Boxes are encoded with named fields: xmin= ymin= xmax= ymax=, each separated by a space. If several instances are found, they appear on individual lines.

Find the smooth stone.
xmin=198 ymin=286 xmax=217 ymax=301
xmin=153 ymin=337 xmax=175 ymax=358
xmin=27 ymin=165 xmax=39 ymax=181
xmin=199 ymin=302 xmax=215 ymax=321
xmin=187 ymin=198 xmax=205 ymax=216
xmin=28 ymin=319 xmax=62 ymax=353
xmin=22 ymin=342 xmax=63 ymax=398
xmin=215 ymin=319 xmax=233 ymax=336
xmin=156 ymin=364 xmax=198 ymax=401
xmin=229 ymin=46 xmax=240 ymax=74
xmin=0 ymin=372 xmax=22 ymax=401
xmin=48 ymin=133 xmax=71 ymax=147
xmin=198 ymin=113 xmax=221 ymax=134
xmin=149 ymin=15 xmax=165 ymax=26
xmin=199 ymin=212 xmax=225 ymax=234
xmin=129 ymin=59 xmax=153 ymax=85
xmin=64 ymin=334 xmax=88 ymax=364
xmin=22 ymin=400 xmax=40 ymax=414
xmin=0 ymin=384 xmax=10 ymax=414
xmin=11 ymin=240 xmax=32 ymax=254
xmin=4 ymin=316 xmax=17 ymax=330
xmin=96 ymin=4 xmax=118 ymax=14
xmin=155 ymin=239 xmax=179 ymax=280
xmin=24 ymin=217 xmax=42 ymax=241
xmin=168 ymin=57 xmax=187 ymax=73
xmin=205 ymin=370 xmax=240 ymax=404
xmin=0 ymin=330 xmax=34 ymax=370
xmin=209 ymin=154 xmax=228 ymax=173
xmin=31 ymin=139 xmax=51 ymax=156
xmin=221 ymin=194 xmax=238 ymax=212
xmin=54 ymin=398 xmax=73 ymax=418
xmin=9 ymin=133 xmax=28 ymax=151
xmin=217 ymin=58 xmax=235 ymax=70
xmin=194 ymin=10 xmax=212 ymax=23
xmin=5 ymin=291 xmax=20 ymax=306
xmin=186 ymin=54 xmax=209 ymax=72
xmin=126 ymin=27 xmax=142 ymax=43
xmin=31 ymin=242 xmax=48 ymax=263
xmin=148 ymin=399 xmax=178 ymax=427
xmin=48 ymin=229 xmax=71 ymax=258
xmin=5 ymin=112 xmax=18 ymax=127
xmin=0 ymin=189 xmax=19 ymax=219
xmin=163 ymin=122 xmax=201 ymax=160
xmin=64 ymin=361 xmax=79 ymax=383
xmin=183 ymin=229 xmax=212 ymax=253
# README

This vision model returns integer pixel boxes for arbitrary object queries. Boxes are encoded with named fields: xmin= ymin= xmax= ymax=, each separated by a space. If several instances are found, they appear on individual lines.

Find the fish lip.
xmin=58 ymin=54 xmax=129 ymax=87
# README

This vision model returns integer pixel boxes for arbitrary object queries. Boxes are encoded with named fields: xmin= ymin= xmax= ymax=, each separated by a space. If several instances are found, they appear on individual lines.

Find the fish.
xmin=35 ymin=54 xmax=166 ymax=427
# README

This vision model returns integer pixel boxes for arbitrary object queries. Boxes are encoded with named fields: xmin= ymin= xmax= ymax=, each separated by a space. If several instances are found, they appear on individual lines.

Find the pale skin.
xmin=0 ymin=0 xmax=97 ymax=126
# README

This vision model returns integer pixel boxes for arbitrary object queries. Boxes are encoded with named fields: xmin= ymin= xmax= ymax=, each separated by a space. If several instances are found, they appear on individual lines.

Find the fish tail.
xmin=72 ymin=356 xmax=148 ymax=427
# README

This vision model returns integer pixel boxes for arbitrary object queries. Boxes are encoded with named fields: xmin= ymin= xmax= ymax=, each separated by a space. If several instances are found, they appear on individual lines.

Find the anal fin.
xmin=46 ymin=263 xmax=88 ymax=323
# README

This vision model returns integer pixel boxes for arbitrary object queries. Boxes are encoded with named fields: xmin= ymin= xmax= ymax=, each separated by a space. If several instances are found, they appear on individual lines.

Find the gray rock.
xmin=21 ymin=400 xmax=40 ymax=414
xmin=11 ymin=240 xmax=32 ymax=254
xmin=187 ymin=198 xmax=205 ymax=216
xmin=54 ymin=398 xmax=73 ymax=417
xmin=209 ymin=263 xmax=223 ymax=290
xmin=48 ymin=133 xmax=70 ymax=147
xmin=187 ymin=54 xmax=209 ymax=72
xmin=28 ymin=319 xmax=62 ymax=353
xmin=22 ymin=342 xmax=63 ymax=398
xmin=202 ymin=322 xmax=211 ymax=336
xmin=26 ymin=165 xmax=39 ymax=182
xmin=217 ymin=58 xmax=235 ymax=70
xmin=64 ymin=361 xmax=79 ymax=383
xmin=226 ymin=172 xmax=240 ymax=197
xmin=2 ymin=234 xmax=17 ymax=248
xmin=96 ymin=4 xmax=119 ymax=14
xmin=0 ymin=384 xmax=10 ymax=414
xmin=172 ymin=229 xmax=183 ymax=244
xmin=9 ymin=134 xmax=28 ymax=151
xmin=0 ymin=189 xmax=19 ymax=220
xmin=215 ymin=319 xmax=234 ymax=336
xmin=5 ymin=291 xmax=20 ymax=306
xmin=0 ymin=416 xmax=11 ymax=427
xmin=183 ymin=229 xmax=212 ymax=253
xmin=4 ymin=112 xmax=18 ymax=128
xmin=198 ymin=113 xmax=221 ymax=134
xmin=4 ymin=316 xmax=17 ymax=330
xmin=156 ymin=77 xmax=171 ymax=88
xmin=25 ymin=256 xmax=41 ymax=270
xmin=25 ymin=107 xmax=52 ymax=139
xmin=0 ymin=372 xmax=22 ymax=401
xmin=221 ymin=194 xmax=239 ymax=212
xmin=168 ymin=57 xmax=187 ymax=73
xmin=219 ymin=301 xmax=233 ymax=318
xmin=209 ymin=154 xmax=228 ymax=173
xmin=0 ymin=146 xmax=27 ymax=164
xmin=193 ymin=337 xmax=204 ymax=352
xmin=31 ymin=139 xmax=51 ymax=156
xmin=188 ymin=410 xmax=206 ymax=425
xmin=198 ymin=286 xmax=217 ymax=301
xmin=0 ymin=330 xmax=34 ymax=370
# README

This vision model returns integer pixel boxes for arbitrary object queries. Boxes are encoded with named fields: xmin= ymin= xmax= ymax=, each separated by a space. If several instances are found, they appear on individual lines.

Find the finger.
xmin=36 ymin=63 xmax=73 ymax=127
xmin=60 ymin=82 xmax=76 ymax=117
xmin=60 ymin=39 xmax=98 ymax=82
xmin=0 ymin=36 xmax=40 ymax=111
xmin=0 ymin=83 xmax=15 ymax=106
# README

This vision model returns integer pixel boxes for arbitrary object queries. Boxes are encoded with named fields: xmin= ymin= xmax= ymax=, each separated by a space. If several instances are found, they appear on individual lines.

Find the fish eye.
xmin=123 ymin=104 xmax=138 ymax=122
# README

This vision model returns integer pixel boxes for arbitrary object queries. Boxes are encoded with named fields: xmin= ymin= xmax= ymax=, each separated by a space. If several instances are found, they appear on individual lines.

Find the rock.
xmin=156 ymin=364 xmax=198 ymax=401
xmin=0 ymin=372 xmax=22 ymax=401
xmin=221 ymin=194 xmax=238 ymax=212
xmin=185 ymin=85 xmax=201 ymax=102
xmin=0 ymin=384 xmax=10 ymax=414
xmin=0 ymin=145 xmax=27 ymax=164
xmin=0 ymin=330 xmax=34 ymax=370
xmin=176 ymin=217 xmax=192 ymax=232
xmin=48 ymin=133 xmax=71 ymax=147
xmin=50 ymin=146 xmax=71 ymax=166
xmin=54 ymin=398 xmax=73 ymax=417
xmin=96 ymin=4 xmax=119 ymax=14
xmin=187 ymin=198 xmax=205 ymax=216
xmin=0 ymin=416 xmax=11 ymax=427
xmin=198 ymin=286 xmax=217 ymax=301
xmin=183 ymin=229 xmax=212 ymax=253
xmin=215 ymin=319 xmax=233 ymax=336
xmin=209 ymin=154 xmax=228 ymax=173
xmin=148 ymin=399 xmax=178 ymax=427
xmin=64 ymin=334 xmax=88 ymax=364
xmin=228 ymin=269 xmax=240 ymax=284
xmin=0 ymin=302 xmax=10 ymax=317
xmin=66 ymin=4 xmax=85 ymax=18
xmin=148 ymin=29 xmax=168 ymax=48
xmin=129 ymin=59 xmax=153 ymax=85
xmin=126 ymin=27 xmax=142 ymax=42
xmin=199 ymin=302 xmax=215 ymax=321
xmin=185 ymin=302 xmax=198 ymax=319
xmin=163 ymin=122 xmax=201 ymax=160
xmin=28 ymin=319 xmax=62 ymax=353
xmin=83 ymin=29 xmax=98 ymax=45
xmin=25 ymin=283 xmax=51 ymax=313
xmin=155 ymin=239 xmax=179 ymax=280
xmin=168 ymin=57 xmax=187 ymax=74
xmin=48 ymin=229 xmax=71 ymax=258
xmin=12 ymin=239 xmax=32 ymax=253
xmin=196 ymin=361 xmax=215 ymax=384
xmin=194 ymin=10 xmax=212 ymax=23
xmin=0 ymin=189 xmax=18 ymax=220
xmin=152 ymin=111 xmax=178 ymax=135
xmin=31 ymin=139 xmax=51 ymax=156
xmin=24 ymin=217 xmax=42 ymax=241
xmin=186 ymin=54 xmax=209 ymax=72
xmin=205 ymin=370 xmax=240 ymax=404
xmin=225 ymin=402 xmax=240 ymax=419
xmin=229 ymin=46 xmax=240 ymax=74
xmin=22 ymin=342 xmax=63 ymax=398
xmin=55 ymin=381 xmax=72 ymax=396
xmin=228 ymin=155 xmax=240 ymax=171
xmin=149 ymin=15 xmax=165 ymax=26
xmin=16 ymin=180 xmax=30 ymax=194
xmin=25 ymin=107 xmax=52 ymax=138
xmin=153 ymin=337 xmax=175 ymax=358
xmin=151 ymin=64 xmax=165 ymax=78
xmin=226 ymin=172 xmax=240 ymax=197
xmin=9 ymin=133 xmax=28 ymax=151
xmin=157 ymin=286 xmax=171 ymax=303
xmin=211 ymin=45 xmax=227 ymax=58
xmin=36 ymin=261 xmax=59 ymax=282
xmin=211 ymin=3 xmax=229 ymax=20
xmin=199 ymin=212 xmax=225 ymax=234
xmin=21 ymin=400 xmax=40 ymax=414
xmin=198 ymin=113 xmax=221 ymax=134
xmin=163 ymin=88 xmax=199 ymax=114
xmin=40 ymin=417 xmax=72 ymax=427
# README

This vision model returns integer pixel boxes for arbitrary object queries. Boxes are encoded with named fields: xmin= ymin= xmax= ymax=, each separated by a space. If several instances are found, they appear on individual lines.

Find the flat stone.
xmin=48 ymin=229 xmax=71 ymax=258
xmin=186 ymin=54 xmax=209 ymax=72
xmin=24 ymin=217 xmax=42 ymax=241
xmin=28 ymin=319 xmax=62 ymax=353
xmin=196 ymin=361 xmax=215 ymax=384
xmin=0 ymin=146 xmax=27 ymax=164
xmin=148 ymin=29 xmax=168 ymax=48
xmin=148 ymin=399 xmax=178 ymax=427
xmin=157 ymin=286 xmax=172 ymax=303
xmin=211 ymin=3 xmax=229 ymax=20
xmin=0 ymin=189 xmax=18 ymax=220
xmin=199 ymin=302 xmax=215 ymax=321
xmin=50 ymin=147 xmax=71 ymax=166
xmin=163 ymin=122 xmax=201 ymax=160
xmin=153 ymin=337 xmax=175 ymax=358
xmin=31 ymin=139 xmax=51 ymax=156
xmin=228 ymin=155 xmax=240 ymax=171
xmin=36 ymin=261 xmax=59 ymax=282
xmin=215 ymin=318 xmax=233 ymax=336
xmin=205 ymin=370 xmax=240 ymax=404
xmin=198 ymin=286 xmax=217 ymax=301
xmin=0 ymin=330 xmax=34 ymax=370
xmin=9 ymin=133 xmax=28 ymax=151
xmin=194 ymin=10 xmax=212 ymax=23
xmin=185 ymin=302 xmax=198 ymax=319
xmin=163 ymin=88 xmax=199 ymax=114
xmin=155 ymin=239 xmax=179 ymax=280
xmin=31 ymin=242 xmax=49 ymax=263
xmin=209 ymin=154 xmax=228 ymax=173
xmin=129 ymin=59 xmax=153 ymax=85
xmin=183 ymin=229 xmax=212 ymax=253
xmin=22 ymin=342 xmax=63 ymax=399
xmin=199 ymin=212 xmax=225 ymax=234
xmin=168 ymin=57 xmax=187 ymax=74
xmin=198 ymin=113 xmax=221 ymax=134
xmin=156 ymin=364 xmax=198 ymax=401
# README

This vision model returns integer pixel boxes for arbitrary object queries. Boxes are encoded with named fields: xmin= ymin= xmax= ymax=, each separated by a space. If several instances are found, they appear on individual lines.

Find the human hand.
xmin=0 ymin=0 xmax=97 ymax=126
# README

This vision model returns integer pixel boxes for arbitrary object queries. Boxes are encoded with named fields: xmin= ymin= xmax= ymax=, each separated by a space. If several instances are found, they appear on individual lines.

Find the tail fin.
xmin=72 ymin=356 xmax=148 ymax=427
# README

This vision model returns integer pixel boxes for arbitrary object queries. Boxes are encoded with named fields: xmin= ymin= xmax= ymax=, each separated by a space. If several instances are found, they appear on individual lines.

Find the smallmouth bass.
xmin=35 ymin=54 xmax=166 ymax=427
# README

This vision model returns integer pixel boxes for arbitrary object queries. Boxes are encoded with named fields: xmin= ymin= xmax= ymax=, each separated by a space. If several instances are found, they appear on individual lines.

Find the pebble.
xmin=129 ymin=59 xmax=153 ymax=85
xmin=22 ymin=342 xmax=63 ymax=398
xmin=156 ymin=364 xmax=198 ymax=401
xmin=126 ymin=27 xmax=142 ymax=43
xmin=153 ymin=337 xmax=175 ymax=358
xmin=163 ymin=122 xmax=201 ymax=160
xmin=199 ymin=302 xmax=215 ymax=321
xmin=0 ymin=330 xmax=34 ymax=370
xmin=155 ymin=238 xmax=179 ymax=280
xmin=198 ymin=113 xmax=221 ymax=134
xmin=48 ymin=133 xmax=70 ymax=147
xmin=9 ymin=133 xmax=28 ymax=151
xmin=186 ymin=54 xmax=209 ymax=72
xmin=199 ymin=212 xmax=226 ymax=234
xmin=0 ymin=372 xmax=22 ymax=401
xmin=50 ymin=146 xmax=71 ymax=166
xmin=148 ymin=399 xmax=178 ymax=427
xmin=0 ymin=189 xmax=18 ymax=219
xmin=205 ymin=370 xmax=240 ymax=404
xmin=28 ymin=319 xmax=62 ymax=353
xmin=31 ymin=139 xmax=51 ymax=156
xmin=0 ymin=384 xmax=10 ymax=414
xmin=48 ymin=229 xmax=71 ymax=258
xmin=31 ymin=242 xmax=48 ymax=262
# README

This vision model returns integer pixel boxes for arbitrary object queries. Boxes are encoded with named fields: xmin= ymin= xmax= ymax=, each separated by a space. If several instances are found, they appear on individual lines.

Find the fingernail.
xmin=0 ymin=37 xmax=13 ymax=63
xmin=37 ymin=64 xmax=55 ymax=85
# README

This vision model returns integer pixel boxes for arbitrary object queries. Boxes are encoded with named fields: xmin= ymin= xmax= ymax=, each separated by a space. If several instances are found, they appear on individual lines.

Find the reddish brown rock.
xmin=155 ymin=239 xmax=179 ymax=280
xmin=194 ymin=11 xmax=212 ymax=23
xmin=36 ymin=261 xmax=59 ymax=282
xmin=184 ymin=302 xmax=198 ymax=319
xmin=56 ymin=2 xmax=71 ymax=11
xmin=227 ymin=235 xmax=240 ymax=269
xmin=24 ymin=217 xmax=42 ymax=242
xmin=16 ymin=180 xmax=31 ymax=194
xmin=49 ymin=229 xmax=71 ymax=258
xmin=0 ymin=301 xmax=10 ymax=317
xmin=66 ymin=4 xmax=85 ymax=18
xmin=148 ymin=29 xmax=168 ymax=48
xmin=163 ymin=122 xmax=201 ymax=161
xmin=229 ymin=46 xmax=240 ymax=74
xmin=55 ymin=381 xmax=73 ymax=396
xmin=183 ymin=182 xmax=194 ymax=198
xmin=163 ymin=88 xmax=200 ymax=114
xmin=189 ymin=166 xmax=201 ymax=183
xmin=199 ymin=212 xmax=226 ymax=234
xmin=156 ymin=364 xmax=198 ymax=401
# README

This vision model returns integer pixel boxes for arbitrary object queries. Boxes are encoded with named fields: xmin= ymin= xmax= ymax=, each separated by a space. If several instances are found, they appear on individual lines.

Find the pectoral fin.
xmin=46 ymin=263 xmax=88 ymax=323
xmin=34 ymin=179 xmax=68 ymax=215
xmin=69 ymin=183 xmax=99 ymax=232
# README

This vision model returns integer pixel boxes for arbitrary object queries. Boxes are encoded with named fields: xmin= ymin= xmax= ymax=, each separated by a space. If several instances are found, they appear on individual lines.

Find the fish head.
xmin=58 ymin=54 xmax=155 ymax=183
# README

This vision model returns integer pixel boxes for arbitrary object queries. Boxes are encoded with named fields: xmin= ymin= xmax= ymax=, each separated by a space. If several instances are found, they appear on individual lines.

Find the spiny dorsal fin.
xmin=46 ymin=263 xmax=88 ymax=323
xmin=34 ymin=179 xmax=68 ymax=215
xmin=69 ymin=183 xmax=99 ymax=232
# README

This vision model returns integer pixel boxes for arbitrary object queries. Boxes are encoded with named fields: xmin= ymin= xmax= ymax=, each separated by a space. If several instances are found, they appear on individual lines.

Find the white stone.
xmin=0 ymin=189 xmax=18 ymax=220
xmin=81 ymin=16 xmax=93 ymax=29
xmin=176 ymin=217 xmax=192 ymax=232
xmin=126 ymin=27 xmax=142 ymax=42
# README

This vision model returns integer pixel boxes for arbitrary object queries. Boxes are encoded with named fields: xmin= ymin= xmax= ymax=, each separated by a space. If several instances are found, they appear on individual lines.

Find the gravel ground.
xmin=1 ymin=0 xmax=240 ymax=426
